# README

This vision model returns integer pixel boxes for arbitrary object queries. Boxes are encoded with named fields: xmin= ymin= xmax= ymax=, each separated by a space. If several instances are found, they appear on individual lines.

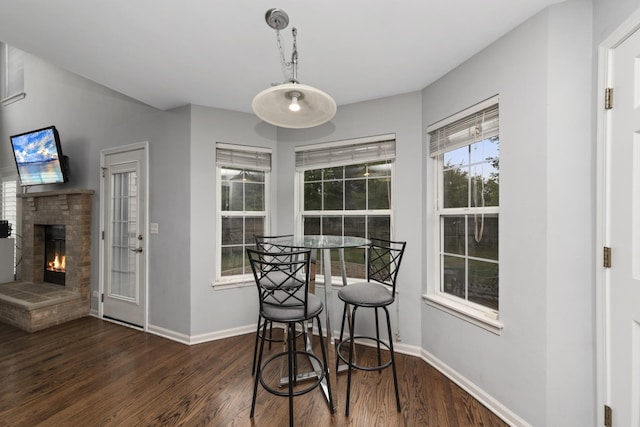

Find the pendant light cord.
xmin=276 ymin=28 xmax=298 ymax=83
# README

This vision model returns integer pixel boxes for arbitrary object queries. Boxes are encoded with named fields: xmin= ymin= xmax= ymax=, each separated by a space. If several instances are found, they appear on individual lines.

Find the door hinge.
xmin=101 ymin=230 xmax=104 ymax=240
xmin=604 ymin=404 xmax=612 ymax=427
xmin=605 ymin=87 xmax=613 ymax=110
xmin=101 ymin=293 xmax=104 ymax=303
xmin=101 ymin=167 xmax=107 ymax=178
xmin=604 ymin=246 xmax=612 ymax=268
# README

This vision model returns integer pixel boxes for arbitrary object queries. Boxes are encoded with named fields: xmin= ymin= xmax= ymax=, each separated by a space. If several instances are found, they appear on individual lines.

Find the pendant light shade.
xmin=252 ymin=9 xmax=336 ymax=129
xmin=252 ymin=83 xmax=336 ymax=129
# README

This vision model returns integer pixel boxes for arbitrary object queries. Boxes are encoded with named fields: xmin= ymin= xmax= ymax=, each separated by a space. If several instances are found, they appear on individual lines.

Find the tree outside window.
xmin=430 ymin=99 xmax=499 ymax=312
xmin=439 ymin=138 xmax=499 ymax=310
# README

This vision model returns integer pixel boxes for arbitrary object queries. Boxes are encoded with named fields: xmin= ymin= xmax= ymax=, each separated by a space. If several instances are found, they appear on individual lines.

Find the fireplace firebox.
xmin=44 ymin=225 xmax=65 ymax=285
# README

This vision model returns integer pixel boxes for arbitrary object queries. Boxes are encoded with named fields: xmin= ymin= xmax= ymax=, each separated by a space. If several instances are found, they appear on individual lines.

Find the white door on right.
xmin=608 ymin=25 xmax=640 ymax=426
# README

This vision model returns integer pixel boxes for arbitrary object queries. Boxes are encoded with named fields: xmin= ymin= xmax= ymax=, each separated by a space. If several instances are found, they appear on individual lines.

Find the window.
xmin=1 ymin=173 xmax=18 ymax=276
xmin=0 ymin=42 xmax=26 ymax=106
xmin=296 ymin=136 xmax=395 ymax=281
xmin=428 ymin=97 xmax=499 ymax=316
xmin=216 ymin=143 xmax=271 ymax=285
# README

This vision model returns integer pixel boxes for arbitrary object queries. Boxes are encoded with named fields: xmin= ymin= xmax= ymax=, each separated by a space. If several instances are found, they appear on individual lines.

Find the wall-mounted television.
xmin=10 ymin=126 xmax=69 ymax=186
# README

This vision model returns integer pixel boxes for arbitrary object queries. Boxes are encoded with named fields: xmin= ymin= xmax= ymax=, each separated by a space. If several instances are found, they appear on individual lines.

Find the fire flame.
xmin=48 ymin=254 xmax=66 ymax=272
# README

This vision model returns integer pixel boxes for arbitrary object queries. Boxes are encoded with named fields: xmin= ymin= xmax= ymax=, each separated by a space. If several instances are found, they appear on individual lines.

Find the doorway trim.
xmin=98 ymin=141 xmax=150 ymax=330
xmin=596 ymin=7 xmax=640 ymax=424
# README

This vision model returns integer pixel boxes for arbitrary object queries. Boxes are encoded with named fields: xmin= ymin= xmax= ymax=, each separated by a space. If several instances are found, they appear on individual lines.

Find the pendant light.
xmin=252 ymin=9 xmax=336 ymax=129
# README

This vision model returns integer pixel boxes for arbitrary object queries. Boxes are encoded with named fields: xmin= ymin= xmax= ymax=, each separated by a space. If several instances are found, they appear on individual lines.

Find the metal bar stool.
xmin=336 ymin=237 xmax=406 ymax=416
xmin=248 ymin=247 xmax=333 ymax=427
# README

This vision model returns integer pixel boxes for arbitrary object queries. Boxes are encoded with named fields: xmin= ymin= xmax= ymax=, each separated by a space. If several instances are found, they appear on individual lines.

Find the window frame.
xmin=294 ymin=135 xmax=396 ymax=287
xmin=214 ymin=144 xmax=271 ymax=288
xmin=424 ymin=96 xmax=503 ymax=334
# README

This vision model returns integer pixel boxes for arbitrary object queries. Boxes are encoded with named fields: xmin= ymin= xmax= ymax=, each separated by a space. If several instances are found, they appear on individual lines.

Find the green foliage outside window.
xmin=440 ymin=137 xmax=499 ymax=310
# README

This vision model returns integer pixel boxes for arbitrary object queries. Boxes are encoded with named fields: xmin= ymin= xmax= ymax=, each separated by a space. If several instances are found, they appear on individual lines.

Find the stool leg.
xmin=375 ymin=307 xmax=382 ymax=374
xmin=252 ymin=317 xmax=261 ymax=375
xmin=292 ymin=322 xmax=298 ymax=385
xmin=287 ymin=322 xmax=295 ymax=427
xmin=345 ymin=305 xmax=358 ymax=416
xmin=383 ymin=306 xmax=401 ymax=412
xmin=251 ymin=319 xmax=269 ymax=418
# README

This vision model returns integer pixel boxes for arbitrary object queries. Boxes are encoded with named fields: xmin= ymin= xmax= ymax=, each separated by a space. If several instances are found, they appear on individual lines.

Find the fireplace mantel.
xmin=18 ymin=188 xmax=95 ymax=198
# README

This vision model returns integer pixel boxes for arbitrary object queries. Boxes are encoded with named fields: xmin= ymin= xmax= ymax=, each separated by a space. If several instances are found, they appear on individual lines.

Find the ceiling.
xmin=0 ymin=0 xmax=564 ymax=113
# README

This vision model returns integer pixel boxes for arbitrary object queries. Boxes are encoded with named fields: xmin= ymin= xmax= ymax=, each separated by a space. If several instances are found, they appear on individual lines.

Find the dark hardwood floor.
xmin=0 ymin=317 xmax=509 ymax=426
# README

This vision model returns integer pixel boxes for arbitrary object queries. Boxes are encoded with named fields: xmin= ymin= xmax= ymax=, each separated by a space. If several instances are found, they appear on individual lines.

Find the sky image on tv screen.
xmin=12 ymin=128 xmax=64 ymax=185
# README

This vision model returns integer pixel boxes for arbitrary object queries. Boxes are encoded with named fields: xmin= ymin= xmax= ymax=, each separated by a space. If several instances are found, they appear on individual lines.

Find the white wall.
xmin=421 ymin=1 xmax=594 ymax=425
xmin=188 ymin=105 xmax=278 ymax=336
xmin=546 ymin=1 xmax=593 ymax=423
xmin=594 ymin=0 xmax=640 ymax=41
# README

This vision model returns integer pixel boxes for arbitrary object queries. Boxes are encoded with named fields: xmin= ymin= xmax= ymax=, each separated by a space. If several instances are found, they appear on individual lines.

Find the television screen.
xmin=10 ymin=126 xmax=68 ymax=186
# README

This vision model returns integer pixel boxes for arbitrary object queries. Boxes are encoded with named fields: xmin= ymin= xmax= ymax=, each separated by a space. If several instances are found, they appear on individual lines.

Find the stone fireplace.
xmin=0 ymin=189 xmax=94 ymax=332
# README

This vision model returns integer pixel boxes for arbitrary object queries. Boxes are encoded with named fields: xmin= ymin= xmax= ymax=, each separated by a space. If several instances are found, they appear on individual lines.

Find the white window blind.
xmin=1 ymin=180 xmax=17 ymax=224
xmin=428 ymin=100 xmax=499 ymax=158
xmin=1 ymin=179 xmax=17 ymax=275
xmin=216 ymin=143 xmax=271 ymax=171
xmin=295 ymin=138 xmax=396 ymax=171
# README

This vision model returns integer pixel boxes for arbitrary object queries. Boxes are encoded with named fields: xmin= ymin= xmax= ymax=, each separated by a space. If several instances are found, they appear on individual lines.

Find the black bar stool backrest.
xmin=247 ymin=248 xmax=312 ymax=320
xmin=367 ymin=237 xmax=406 ymax=296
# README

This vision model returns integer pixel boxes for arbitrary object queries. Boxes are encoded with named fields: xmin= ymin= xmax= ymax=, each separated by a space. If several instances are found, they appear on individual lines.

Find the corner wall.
xmin=421 ymin=1 xmax=594 ymax=425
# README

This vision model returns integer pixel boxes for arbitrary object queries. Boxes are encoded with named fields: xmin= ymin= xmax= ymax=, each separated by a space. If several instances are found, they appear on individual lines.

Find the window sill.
xmin=1 ymin=92 xmax=26 ymax=106
xmin=212 ymin=277 xmax=254 ymax=290
xmin=422 ymin=293 xmax=503 ymax=335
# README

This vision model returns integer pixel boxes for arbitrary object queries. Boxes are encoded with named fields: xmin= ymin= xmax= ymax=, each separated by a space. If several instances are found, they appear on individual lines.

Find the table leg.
xmin=322 ymin=247 xmax=338 ymax=411
xmin=337 ymin=248 xmax=355 ymax=373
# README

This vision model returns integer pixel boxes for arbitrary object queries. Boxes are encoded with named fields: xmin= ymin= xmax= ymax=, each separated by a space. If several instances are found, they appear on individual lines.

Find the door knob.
xmin=130 ymin=247 xmax=143 ymax=253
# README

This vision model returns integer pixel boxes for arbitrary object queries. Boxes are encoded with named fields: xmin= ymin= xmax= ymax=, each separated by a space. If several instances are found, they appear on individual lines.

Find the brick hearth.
xmin=0 ymin=189 xmax=94 ymax=332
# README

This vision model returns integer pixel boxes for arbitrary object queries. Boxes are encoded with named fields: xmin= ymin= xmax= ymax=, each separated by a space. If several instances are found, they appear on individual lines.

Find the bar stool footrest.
xmin=259 ymin=350 xmax=325 ymax=397
xmin=336 ymin=335 xmax=393 ymax=371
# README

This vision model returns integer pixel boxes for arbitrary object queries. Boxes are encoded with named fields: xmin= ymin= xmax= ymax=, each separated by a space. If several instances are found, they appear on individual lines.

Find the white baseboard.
xmin=187 ymin=324 xmax=256 ymax=345
xmin=146 ymin=323 xmax=256 ymax=345
xmin=420 ymin=348 xmax=530 ymax=427
xmin=146 ymin=323 xmax=193 ymax=344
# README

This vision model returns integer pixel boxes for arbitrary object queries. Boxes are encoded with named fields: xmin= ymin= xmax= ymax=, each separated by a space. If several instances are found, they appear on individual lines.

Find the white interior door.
xmin=101 ymin=143 xmax=147 ymax=328
xmin=606 ymin=24 xmax=640 ymax=426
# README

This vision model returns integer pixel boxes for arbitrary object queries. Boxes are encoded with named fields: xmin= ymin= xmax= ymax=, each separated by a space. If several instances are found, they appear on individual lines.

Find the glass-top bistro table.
xmin=268 ymin=234 xmax=370 ymax=410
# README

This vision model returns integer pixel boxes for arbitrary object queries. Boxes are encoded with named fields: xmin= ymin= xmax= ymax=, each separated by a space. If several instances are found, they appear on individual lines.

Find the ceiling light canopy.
xmin=252 ymin=8 xmax=336 ymax=129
